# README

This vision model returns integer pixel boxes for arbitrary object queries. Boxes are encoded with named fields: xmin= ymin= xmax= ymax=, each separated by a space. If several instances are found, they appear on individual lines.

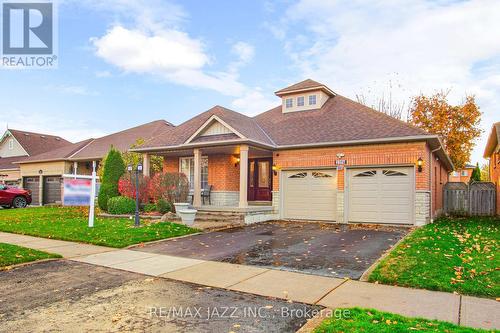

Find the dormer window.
xmin=285 ymin=98 xmax=293 ymax=108
xmin=297 ymin=96 xmax=304 ymax=107
xmin=8 ymin=138 xmax=14 ymax=150
xmin=309 ymin=95 xmax=317 ymax=105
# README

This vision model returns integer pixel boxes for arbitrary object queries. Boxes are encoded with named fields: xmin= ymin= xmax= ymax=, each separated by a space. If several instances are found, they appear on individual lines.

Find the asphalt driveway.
xmin=0 ymin=260 xmax=318 ymax=332
xmin=133 ymin=221 xmax=408 ymax=279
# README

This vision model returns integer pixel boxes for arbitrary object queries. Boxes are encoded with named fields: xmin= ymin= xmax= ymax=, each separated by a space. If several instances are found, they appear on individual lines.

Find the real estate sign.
xmin=63 ymin=178 xmax=92 ymax=206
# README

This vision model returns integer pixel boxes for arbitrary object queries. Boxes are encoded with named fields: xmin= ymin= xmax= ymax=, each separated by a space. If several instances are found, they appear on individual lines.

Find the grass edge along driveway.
xmin=0 ymin=206 xmax=199 ymax=248
xmin=313 ymin=307 xmax=492 ymax=333
xmin=0 ymin=243 xmax=61 ymax=269
xmin=369 ymin=216 xmax=499 ymax=299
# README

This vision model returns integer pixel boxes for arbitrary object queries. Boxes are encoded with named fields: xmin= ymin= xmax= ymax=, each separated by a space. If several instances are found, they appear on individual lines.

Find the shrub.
xmin=143 ymin=203 xmax=157 ymax=213
xmin=149 ymin=172 xmax=189 ymax=203
xmin=98 ymin=147 xmax=126 ymax=211
xmin=107 ymin=196 xmax=136 ymax=215
xmin=118 ymin=173 xmax=150 ymax=203
xmin=156 ymin=199 xmax=172 ymax=214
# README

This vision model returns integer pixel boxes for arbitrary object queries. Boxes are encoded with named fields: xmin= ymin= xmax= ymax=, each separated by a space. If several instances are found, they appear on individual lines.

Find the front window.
xmin=180 ymin=157 xmax=208 ymax=190
xmin=297 ymin=96 xmax=304 ymax=107
xmin=461 ymin=170 xmax=468 ymax=176
xmin=309 ymin=95 xmax=317 ymax=105
xmin=285 ymin=98 xmax=293 ymax=108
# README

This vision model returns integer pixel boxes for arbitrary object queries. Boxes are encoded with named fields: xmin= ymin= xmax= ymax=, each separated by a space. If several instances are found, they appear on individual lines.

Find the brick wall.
xmin=272 ymin=142 xmax=429 ymax=191
xmin=490 ymin=152 xmax=500 ymax=214
xmin=163 ymin=154 xmax=239 ymax=191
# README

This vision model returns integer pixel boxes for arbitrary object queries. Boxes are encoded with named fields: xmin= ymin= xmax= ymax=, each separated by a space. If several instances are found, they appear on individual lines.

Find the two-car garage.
xmin=281 ymin=166 xmax=415 ymax=225
xmin=22 ymin=176 xmax=62 ymax=206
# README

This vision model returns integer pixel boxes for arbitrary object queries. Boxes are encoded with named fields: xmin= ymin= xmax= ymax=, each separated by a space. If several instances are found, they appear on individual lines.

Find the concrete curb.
xmin=0 ymin=257 xmax=61 ymax=271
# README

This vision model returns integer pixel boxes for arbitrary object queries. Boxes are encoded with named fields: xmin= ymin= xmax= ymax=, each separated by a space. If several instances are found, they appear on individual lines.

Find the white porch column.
xmin=38 ymin=174 xmax=43 ymax=206
xmin=239 ymin=144 xmax=249 ymax=208
xmin=193 ymin=148 xmax=202 ymax=207
xmin=73 ymin=161 xmax=78 ymax=178
xmin=143 ymin=153 xmax=151 ymax=177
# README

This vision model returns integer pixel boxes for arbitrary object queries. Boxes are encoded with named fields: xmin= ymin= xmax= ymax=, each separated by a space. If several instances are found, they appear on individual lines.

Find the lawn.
xmin=314 ymin=308 xmax=492 ymax=333
xmin=369 ymin=216 xmax=499 ymax=298
xmin=0 ymin=206 xmax=199 ymax=248
xmin=0 ymin=243 xmax=61 ymax=269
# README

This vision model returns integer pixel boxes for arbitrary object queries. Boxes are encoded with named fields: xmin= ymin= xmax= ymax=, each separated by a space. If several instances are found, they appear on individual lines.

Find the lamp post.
xmin=128 ymin=163 xmax=143 ymax=227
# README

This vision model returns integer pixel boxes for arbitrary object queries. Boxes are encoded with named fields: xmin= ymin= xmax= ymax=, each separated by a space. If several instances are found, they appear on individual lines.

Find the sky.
xmin=0 ymin=0 xmax=499 ymax=165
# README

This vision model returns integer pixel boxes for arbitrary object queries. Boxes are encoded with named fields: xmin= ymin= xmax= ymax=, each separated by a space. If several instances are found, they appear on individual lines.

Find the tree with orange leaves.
xmin=409 ymin=92 xmax=481 ymax=169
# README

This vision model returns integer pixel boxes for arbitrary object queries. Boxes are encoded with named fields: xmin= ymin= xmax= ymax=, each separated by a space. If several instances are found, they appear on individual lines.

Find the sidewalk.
xmin=1 ymin=231 xmax=498 ymax=330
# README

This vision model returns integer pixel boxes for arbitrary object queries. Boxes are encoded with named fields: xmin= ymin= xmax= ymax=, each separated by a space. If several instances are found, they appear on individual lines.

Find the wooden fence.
xmin=444 ymin=182 xmax=496 ymax=216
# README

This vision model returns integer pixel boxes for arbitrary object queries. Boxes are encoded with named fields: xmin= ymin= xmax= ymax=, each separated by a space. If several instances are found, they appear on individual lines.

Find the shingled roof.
xmin=274 ymin=79 xmax=335 ymax=96
xmin=254 ymin=94 xmax=429 ymax=146
xmin=483 ymin=122 xmax=500 ymax=157
xmin=6 ymin=129 xmax=71 ymax=156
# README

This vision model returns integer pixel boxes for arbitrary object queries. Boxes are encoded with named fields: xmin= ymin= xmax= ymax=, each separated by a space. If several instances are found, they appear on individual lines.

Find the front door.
xmin=248 ymin=158 xmax=272 ymax=201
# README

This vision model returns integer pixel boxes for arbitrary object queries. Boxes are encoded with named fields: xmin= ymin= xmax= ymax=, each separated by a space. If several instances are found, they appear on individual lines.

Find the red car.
xmin=0 ymin=184 xmax=32 ymax=208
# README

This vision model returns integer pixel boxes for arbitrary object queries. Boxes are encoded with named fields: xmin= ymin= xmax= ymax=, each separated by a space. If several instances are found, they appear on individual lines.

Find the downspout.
xmin=429 ymin=146 xmax=441 ymax=223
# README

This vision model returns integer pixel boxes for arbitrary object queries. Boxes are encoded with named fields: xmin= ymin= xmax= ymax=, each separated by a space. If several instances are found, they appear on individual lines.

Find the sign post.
xmin=88 ymin=161 xmax=97 ymax=228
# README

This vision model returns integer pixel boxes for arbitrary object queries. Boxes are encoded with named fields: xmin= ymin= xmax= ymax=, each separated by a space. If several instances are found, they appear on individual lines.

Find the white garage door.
xmin=348 ymin=167 xmax=414 ymax=224
xmin=283 ymin=169 xmax=337 ymax=221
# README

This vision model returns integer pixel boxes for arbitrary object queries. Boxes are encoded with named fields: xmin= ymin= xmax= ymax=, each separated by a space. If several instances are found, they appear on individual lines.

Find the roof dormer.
xmin=275 ymin=79 xmax=335 ymax=113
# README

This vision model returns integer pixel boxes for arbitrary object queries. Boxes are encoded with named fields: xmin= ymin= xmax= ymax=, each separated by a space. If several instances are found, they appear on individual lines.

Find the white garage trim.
xmin=345 ymin=165 xmax=416 ymax=225
xmin=280 ymin=167 xmax=338 ymax=221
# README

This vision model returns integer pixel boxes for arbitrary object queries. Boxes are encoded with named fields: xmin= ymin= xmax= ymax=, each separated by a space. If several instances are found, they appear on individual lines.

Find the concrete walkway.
xmin=1 ymin=231 xmax=498 ymax=330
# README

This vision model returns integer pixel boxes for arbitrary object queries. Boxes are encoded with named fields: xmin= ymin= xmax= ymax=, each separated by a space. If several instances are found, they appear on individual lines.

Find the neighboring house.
xmin=448 ymin=163 xmax=475 ymax=182
xmin=0 ymin=129 xmax=71 ymax=187
xmin=15 ymin=120 xmax=172 ymax=205
xmin=483 ymin=122 xmax=500 ymax=215
xmin=133 ymin=79 xmax=453 ymax=226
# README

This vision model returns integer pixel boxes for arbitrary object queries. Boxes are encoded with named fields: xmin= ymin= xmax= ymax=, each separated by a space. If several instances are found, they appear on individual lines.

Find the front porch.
xmin=145 ymin=143 xmax=278 ymax=225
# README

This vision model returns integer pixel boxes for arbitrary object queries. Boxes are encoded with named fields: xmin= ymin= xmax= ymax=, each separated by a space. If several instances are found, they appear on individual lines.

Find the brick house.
xmin=484 ymin=122 xmax=500 ymax=214
xmin=15 ymin=120 xmax=172 ymax=205
xmin=0 ymin=129 xmax=71 ymax=187
xmin=448 ymin=163 xmax=475 ymax=183
xmin=134 ymin=79 xmax=453 ymax=226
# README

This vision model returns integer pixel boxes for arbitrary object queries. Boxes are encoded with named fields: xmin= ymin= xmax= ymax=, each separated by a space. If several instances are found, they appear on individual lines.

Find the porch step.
xmin=193 ymin=211 xmax=245 ymax=226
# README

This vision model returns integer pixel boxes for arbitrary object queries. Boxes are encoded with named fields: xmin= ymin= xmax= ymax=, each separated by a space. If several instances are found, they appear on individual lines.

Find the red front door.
xmin=248 ymin=158 xmax=272 ymax=201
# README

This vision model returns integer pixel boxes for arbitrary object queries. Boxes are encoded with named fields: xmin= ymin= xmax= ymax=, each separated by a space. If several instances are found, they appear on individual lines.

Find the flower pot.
xmin=178 ymin=209 xmax=197 ymax=226
xmin=173 ymin=203 xmax=190 ymax=217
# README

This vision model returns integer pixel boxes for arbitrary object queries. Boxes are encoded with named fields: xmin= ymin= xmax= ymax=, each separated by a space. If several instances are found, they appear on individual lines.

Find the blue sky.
xmin=1 ymin=0 xmax=499 ymax=165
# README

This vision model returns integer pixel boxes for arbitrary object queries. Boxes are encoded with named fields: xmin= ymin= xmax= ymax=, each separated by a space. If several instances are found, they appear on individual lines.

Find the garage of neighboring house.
xmin=347 ymin=167 xmax=414 ymax=225
xmin=282 ymin=169 xmax=337 ymax=221
xmin=23 ymin=176 xmax=40 ymax=205
xmin=43 ymin=176 xmax=62 ymax=205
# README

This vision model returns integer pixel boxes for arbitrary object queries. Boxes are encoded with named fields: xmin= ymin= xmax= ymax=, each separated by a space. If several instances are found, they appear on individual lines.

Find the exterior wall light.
xmin=234 ymin=157 xmax=240 ymax=167
xmin=417 ymin=157 xmax=423 ymax=172
xmin=272 ymin=164 xmax=280 ymax=176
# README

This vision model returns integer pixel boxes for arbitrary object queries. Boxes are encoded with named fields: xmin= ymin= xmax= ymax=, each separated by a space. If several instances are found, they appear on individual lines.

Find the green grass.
xmin=314 ymin=308 xmax=495 ymax=333
xmin=369 ymin=216 xmax=499 ymax=298
xmin=0 ymin=206 xmax=199 ymax=248
xmin=0 ymin=243 xmax=61 ymax=269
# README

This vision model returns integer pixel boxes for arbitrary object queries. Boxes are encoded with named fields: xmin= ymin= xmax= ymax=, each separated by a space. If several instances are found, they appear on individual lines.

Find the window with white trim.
xmin=461 ymin=170 xmax=468 ymax=176
xmin=8 ymin=138 xmax=14 ymax=150
xmin=297 ymin=96 xmax=304 ymax=107
xmin=308 ymin=95 xmax=317 ymax=105
xmin=452 ymin=171 xmax=459 ymax=177
xmin=180 ymin=157 xmax=208 ymax=190
xmin=285 ymin=98 xmax=293 ymax=108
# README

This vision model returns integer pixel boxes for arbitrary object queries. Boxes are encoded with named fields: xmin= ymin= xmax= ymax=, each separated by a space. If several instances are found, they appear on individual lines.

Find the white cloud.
xmin=231 ymin=88 xmax=277 ymax=116
xmin=271 ymin=0 xmax=500 ymax=164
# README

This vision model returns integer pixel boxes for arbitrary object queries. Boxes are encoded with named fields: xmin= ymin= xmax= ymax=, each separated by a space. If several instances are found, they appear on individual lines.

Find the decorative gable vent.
xmin=199 ymin=120 xmax=233 ymax=137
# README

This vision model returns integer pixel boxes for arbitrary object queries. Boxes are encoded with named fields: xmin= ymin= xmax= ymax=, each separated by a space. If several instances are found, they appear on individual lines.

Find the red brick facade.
xmin=489 ymin=151 xmax=500 ymax=214
xmin=272 ymin=142 xmax=429 ymax=191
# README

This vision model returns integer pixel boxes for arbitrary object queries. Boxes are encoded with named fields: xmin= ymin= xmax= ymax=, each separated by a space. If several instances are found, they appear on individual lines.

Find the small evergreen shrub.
xmin=156 ymin=199 xmax=172 ymax=214
xmin=107 ymin=196 xmax=136 ymax=215
xmin=143 ymin=203 xmax=157 ymax=213
xmin=98 ymin=147 xmax=126 ymax=211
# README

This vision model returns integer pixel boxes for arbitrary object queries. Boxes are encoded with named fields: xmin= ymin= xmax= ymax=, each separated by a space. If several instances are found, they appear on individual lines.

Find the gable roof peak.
xmin=275 ymin=79 xmax=335 ymax=97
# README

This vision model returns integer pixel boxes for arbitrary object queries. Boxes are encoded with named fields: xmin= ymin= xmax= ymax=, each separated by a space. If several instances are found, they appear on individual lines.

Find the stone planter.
xmin=173 ymin=203 xmax=190 ymax=217
xmin=178 ymin=209 xmax=197 ymax=226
